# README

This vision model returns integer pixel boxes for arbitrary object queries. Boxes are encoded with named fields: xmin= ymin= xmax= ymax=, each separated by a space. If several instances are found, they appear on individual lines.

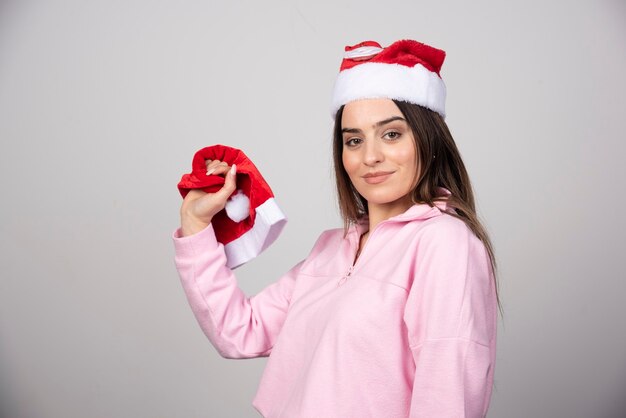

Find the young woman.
xmin=174 ymin=39 xmax=498 ymax=418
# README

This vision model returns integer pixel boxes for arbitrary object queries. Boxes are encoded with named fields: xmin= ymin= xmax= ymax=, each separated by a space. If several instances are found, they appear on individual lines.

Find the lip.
xmin=362 ymin=171 xmax=394 ymax=184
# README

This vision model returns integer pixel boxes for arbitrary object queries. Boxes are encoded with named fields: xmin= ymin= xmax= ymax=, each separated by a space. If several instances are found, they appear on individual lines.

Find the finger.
xmin=205 ymin=159 xmax=222 ymax=175
xmin=214 ymin=164 xmax=237 ymax=200
xmin=211 ymin=163 xmax=231 ymax=176
xmin=205 ymin=160 xmax=228 ymax=172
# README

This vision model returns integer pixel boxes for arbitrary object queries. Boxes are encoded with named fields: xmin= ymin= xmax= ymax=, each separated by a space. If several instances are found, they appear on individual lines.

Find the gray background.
xmin=1 ymin=0 xmax=625 ymax=417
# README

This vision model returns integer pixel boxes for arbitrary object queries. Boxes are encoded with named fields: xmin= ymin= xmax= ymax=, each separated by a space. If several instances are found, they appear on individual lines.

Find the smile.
xmin=362 ymin=171 xmax=394 ymax=184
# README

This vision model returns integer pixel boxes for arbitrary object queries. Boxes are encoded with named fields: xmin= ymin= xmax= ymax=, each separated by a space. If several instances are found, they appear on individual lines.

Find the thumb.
xmin=215 ymin=163 xmax=237 ymax=201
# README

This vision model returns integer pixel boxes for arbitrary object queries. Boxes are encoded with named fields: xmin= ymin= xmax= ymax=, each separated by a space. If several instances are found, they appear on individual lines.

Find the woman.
xmin=174 ymin=39 xmax=498 ymax=417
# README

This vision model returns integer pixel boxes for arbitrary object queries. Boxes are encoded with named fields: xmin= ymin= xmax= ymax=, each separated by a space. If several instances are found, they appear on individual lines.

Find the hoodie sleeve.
xmin=173 ymin=224 xmax=301 ymax=359
xmin=403 ymin=217 xmax=497 ymax=418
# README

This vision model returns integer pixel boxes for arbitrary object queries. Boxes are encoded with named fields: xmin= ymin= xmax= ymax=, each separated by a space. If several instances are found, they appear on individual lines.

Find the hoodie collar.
xmin=351 ymin=188 xmax=452 ymax=235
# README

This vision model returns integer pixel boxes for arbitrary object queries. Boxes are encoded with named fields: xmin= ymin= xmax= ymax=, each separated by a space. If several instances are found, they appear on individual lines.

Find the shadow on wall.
xmin=0 ymin=352 xmax=19 ymax=418
xmin=606 ymin=376 xmax=626 ymax=418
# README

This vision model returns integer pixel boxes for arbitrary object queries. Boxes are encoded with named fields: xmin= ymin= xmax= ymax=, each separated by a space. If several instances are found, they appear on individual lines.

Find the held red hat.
xmin=178 ymin=145 xmax=287 ymax=269
xmin=330 ymin=39 xmax=447 ymax=117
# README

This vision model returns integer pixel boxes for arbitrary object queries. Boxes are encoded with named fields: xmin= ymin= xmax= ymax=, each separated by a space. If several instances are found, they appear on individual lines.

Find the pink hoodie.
xmin=173 ymin=201 xmax=497 ymax=417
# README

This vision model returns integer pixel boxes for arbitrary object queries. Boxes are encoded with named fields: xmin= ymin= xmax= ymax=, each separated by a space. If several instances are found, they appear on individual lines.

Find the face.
xmin=341 ymin=99 xmax=419 ymax=211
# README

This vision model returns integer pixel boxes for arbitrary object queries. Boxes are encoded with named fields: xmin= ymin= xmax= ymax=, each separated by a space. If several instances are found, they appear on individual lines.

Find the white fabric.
xmin=225 ymin=190 xmax=250 ymax=222
xmin=224 ymin=198 xmax=287 ymax=269
xmin=330 ymin=62 xmax=446 ymax=117
xmin=344 ymin=46 xmax=383 ymax=59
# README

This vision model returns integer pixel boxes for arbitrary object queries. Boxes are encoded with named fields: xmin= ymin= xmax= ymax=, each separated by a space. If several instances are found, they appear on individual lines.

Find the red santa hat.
xmin=178 ymin=145 xmax=287 ymax=269
xmin=330 ymin=39 xmax=447 ymax=117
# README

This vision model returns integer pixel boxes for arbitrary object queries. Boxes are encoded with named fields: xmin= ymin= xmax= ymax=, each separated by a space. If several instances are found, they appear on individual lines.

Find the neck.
xmin=366 ymin=196 xmax=414 ymax=233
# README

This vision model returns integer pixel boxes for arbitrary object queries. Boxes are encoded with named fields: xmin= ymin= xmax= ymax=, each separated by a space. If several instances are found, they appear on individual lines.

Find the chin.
xmin=360 ymin=192 xmax=413 ymax=207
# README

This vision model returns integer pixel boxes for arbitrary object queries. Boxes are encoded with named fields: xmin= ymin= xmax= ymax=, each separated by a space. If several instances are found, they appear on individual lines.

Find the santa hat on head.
xmin=178 ymin=145 xmax=287 ymax=269
xmin=330 ymin=39 xmax=447 ymax=117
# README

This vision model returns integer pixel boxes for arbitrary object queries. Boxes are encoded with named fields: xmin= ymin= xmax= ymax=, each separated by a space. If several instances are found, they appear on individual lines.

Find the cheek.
xmin=342 ymin=152 xmax=358 ymax=175
xmin=392 ymin=147 xmax=417 ymax=169
xmin=393 ymin=144 xmax=419 ymax=185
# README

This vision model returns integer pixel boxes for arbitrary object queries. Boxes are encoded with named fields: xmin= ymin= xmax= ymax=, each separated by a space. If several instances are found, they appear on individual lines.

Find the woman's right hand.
xmin=179 ymin=160 xmax=237 ymax=237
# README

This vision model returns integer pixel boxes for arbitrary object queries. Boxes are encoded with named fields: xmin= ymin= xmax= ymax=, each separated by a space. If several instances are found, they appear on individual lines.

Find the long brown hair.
xmin=333 ymin=100 xmax=500 ymax=310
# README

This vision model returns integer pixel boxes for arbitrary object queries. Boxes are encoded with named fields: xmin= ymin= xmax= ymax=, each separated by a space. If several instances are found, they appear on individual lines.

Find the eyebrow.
xmin=341 ymin=116 xmax=407 ymax=134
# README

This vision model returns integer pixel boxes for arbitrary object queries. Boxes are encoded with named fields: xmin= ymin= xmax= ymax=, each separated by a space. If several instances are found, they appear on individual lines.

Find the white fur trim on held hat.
xmin=330 ymin=62 xmax=446 ymax=118
xmin=223 ymin=197 xmax=287 ymax=269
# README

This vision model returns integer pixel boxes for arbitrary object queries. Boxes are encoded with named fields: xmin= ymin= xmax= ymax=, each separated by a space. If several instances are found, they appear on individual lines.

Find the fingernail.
xmin=206 ymin=168 xmax=215 ymax=176
xmin=230 ymin=164 xmax=237 ymax=175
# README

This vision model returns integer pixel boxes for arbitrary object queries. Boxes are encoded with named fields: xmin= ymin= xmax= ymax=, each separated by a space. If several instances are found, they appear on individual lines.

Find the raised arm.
xmin=174 ymin=160 xmax=298 ymax=358
xmin=174 ymin=224 xmax=300 ymax=358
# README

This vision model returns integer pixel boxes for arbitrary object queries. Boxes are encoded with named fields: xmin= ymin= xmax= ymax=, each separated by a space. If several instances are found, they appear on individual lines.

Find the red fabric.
xmin=177 ymin=145 xmax=274 ymax=245
xmin=339 ymin=39 xmax=446 ymax=76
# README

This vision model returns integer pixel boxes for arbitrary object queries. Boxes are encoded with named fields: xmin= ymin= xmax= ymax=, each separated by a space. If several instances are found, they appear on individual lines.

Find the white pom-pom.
xmin=225 ymin=190 xmax=250 ymax=222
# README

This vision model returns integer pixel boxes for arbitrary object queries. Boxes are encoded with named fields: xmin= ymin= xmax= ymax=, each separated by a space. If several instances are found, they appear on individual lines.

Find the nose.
xmin=363 ymin=140 xmax=383 ymax=166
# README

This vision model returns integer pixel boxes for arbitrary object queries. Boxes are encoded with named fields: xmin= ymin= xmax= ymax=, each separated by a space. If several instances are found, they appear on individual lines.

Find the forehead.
xmin=341 ymin=99 xmax=404 ymax=127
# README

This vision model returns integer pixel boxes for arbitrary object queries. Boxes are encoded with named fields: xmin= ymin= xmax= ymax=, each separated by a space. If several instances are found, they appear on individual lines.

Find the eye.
xmin=383 ymin=131 xmax=401 ymax=140
xmin=344 ymin=137 xmax=363 ymax=147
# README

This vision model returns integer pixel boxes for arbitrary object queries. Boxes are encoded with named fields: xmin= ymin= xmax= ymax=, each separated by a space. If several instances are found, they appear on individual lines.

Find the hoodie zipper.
xmin=335 ymin=204 xmax=441 ymax=286
xmin=337 ymin=225 xmax=376 ymax=286
xmin=337 ymin=265 xmax=354 ymax=286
